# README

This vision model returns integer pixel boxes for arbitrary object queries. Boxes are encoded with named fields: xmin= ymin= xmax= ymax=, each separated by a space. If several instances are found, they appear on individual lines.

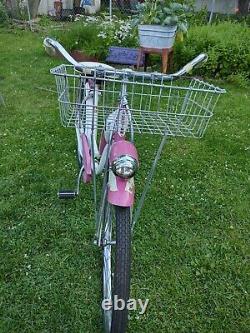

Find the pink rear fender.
xmin=108 ymin=140 xmax=138 ymax=207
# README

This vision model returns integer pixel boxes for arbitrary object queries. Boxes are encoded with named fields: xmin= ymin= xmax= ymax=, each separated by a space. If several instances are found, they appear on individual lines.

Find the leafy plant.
xmin=188 ymin=7 xmax=208 ymax=26
xmin=227 ymin=73 xmax=249 ymax=88
xmin=53 ymin=16 xmax=138 ymax=60
xmin=188 ymin=7 xmax=250 ymax=27
xmin=0 ymin=1 xmax=9 ymax=26
xmin=174 ymin=22 xmax=250 ymax=80
xmin=135 ymin=0 xmax=190 ymax=33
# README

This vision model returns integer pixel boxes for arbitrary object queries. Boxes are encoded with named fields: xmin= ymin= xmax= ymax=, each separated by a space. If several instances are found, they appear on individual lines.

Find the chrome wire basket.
xmin=51 ymin=64 xmax=225 ymax=138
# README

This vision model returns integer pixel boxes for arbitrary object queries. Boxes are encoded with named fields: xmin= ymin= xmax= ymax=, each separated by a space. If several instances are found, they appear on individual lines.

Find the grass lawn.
xmin=0 ymin=28 xmax=249 ymax=333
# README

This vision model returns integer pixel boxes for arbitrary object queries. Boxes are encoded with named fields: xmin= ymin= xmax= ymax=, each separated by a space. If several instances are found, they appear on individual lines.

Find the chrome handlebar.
xmin=44 ymin=37 xmax=208 ymax=80
xmin=44 ymin=37 xmax=79 ymax=67
xmin=172 ymin=53 xmax=208 ymax=77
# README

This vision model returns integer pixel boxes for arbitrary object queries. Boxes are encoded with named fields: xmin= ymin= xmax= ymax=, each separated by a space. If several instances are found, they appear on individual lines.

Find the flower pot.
xmin=43 ymin=41 xmax=98 ymax=62
xmin=138 ymin=25 xmax=177 ymax=49
xmin=70 ymin=50 xmax=98 ymax=62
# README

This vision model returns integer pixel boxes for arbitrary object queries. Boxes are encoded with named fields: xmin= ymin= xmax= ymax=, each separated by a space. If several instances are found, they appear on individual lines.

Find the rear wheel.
xmin=102 ymin=205 xmax=131 ymax=333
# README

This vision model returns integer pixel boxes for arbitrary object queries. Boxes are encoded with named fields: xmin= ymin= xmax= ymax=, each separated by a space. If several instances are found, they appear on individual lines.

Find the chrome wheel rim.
xmin=103 ymin=204 xmax=113 ymax=333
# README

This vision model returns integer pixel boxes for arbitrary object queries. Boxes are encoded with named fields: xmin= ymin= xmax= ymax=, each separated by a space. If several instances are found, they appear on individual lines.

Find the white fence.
xmin=37 ymin=0 xmax=249 ymax=17
xmin=38 ymin=0 xmax=73 ymax=15
xmin=195 ymin=0 xmax=238 ymax=14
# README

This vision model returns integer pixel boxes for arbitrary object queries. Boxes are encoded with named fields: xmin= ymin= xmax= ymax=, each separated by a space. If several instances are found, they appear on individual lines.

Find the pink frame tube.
xmin=81 ymin=133 xmax=92 ymax=183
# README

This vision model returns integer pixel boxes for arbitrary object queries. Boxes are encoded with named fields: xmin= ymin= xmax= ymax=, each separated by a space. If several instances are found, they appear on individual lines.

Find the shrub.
xmin=0 ymin=1 xmax=8 ymax=26
xmin=174 ymin=22 xmax=250 ymax=79
xmin=227 ymin=73 xmax=249 ymax=88
xmin=188 ymin=8 xmax=250 ymax=27
xmin=53 ymin=22 xmax=101 ymax=52
xmin=208 ymin=12 xmax=250 ymax=26
xmin=188 ymin=7 xmax=208 ymax=26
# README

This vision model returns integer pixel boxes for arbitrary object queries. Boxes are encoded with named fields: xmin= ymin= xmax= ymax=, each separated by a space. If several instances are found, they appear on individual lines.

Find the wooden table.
xmin=137 ymin=47 xmax=174 ymax=74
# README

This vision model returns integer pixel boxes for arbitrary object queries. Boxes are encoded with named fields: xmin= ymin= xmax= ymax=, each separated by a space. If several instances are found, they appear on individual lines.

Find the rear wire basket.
xmin=51 ymin=64 xmax=225 ymax=138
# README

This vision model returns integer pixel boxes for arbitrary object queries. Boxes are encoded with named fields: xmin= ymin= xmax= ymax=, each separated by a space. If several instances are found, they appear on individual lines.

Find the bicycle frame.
xmin=47 ymin=36 xmax=225 ymax=239
xmin=47 ymin=36 xmax=226 ymax=333
xmin=75 ymin=77 xmax=138 ymax=245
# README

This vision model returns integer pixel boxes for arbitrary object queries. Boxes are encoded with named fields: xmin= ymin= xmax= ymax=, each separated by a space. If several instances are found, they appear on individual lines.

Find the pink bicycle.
xmin=45 ymin=37 xmax=225 ymax=333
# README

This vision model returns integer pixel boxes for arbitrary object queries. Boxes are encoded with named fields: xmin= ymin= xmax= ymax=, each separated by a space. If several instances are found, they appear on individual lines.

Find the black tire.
xmin=103 ymin=205 xmax=131 ymax=333
xmin=111 ymin=206 xmax=131 ymax=333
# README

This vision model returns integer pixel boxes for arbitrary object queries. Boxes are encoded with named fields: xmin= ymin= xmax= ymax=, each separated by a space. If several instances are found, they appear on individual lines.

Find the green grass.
xmin=0 ymin=28 xmax=249 ymax=333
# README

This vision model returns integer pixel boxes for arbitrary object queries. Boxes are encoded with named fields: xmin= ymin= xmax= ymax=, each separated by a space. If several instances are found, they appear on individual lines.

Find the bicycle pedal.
xmin=58 ymin=190 xmax=77 ymax=199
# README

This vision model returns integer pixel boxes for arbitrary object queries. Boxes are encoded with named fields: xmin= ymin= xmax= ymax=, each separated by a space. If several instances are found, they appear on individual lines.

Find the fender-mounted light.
xmin=111 ymin=155 xmax=138 ymax=179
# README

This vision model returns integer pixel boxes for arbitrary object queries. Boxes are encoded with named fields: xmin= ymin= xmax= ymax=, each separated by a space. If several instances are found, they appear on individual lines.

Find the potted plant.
xmin=135 ymin=0 xmax=189 ymax=49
